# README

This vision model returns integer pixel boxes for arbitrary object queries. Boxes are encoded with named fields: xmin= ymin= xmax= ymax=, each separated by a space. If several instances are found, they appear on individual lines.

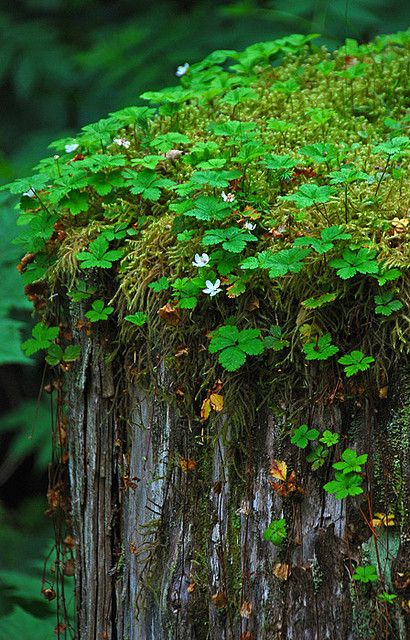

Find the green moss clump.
xmin=7 ymin=29 xmax=410 ymax=412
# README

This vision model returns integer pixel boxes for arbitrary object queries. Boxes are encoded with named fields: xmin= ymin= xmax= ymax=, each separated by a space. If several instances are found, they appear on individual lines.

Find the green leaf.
xmin=291 ymin=424 xmax=319 ymax=448
xmin=148 ymin=277 xmax=170 ymax=292
xmin=303 ymin=333 xmax=339 ymax=361
xmin=374 ymin=291 xmax=403 ymax=316
xmin=21 ymin=323 xmax=59 ymax=356
xmin=237 ymin=329 xmax=265 ymax=355
xmin=85 ymin=299 xmax=114 ymax=322
xmin=211 ymin=120 xmax=257 ymax=139
xmin=191 ymin=169 xmax=241 ymax=188
xmin=182 ymin=196 xmax=231 ymax=221
xmin=372 ymin=136 xmax=409 ymax=157
xmin=300 ymin=143 xmax=338 ymax=165
xmin=329 ymin=165 xmax=369 ymax=185
xmin=263 ymin=518 xmax=286 ymax=545
xmin=266 ymin=248 xmax=310 ymax=277
xmin=76 ymin=236 xmax=123 ymax=269
xmin=209 ymin=324 xmax=264 ymax=371
xmin=375 ymin=267 xmax=401 ymax=286
xmin=324 ymin=472 xmax=364 ymax=499
xmin=333 ymin=448 xmax=368 ymax=474
xmin=320 ymin=430 xmax=340 ymax=447
xmin=281 ymin=183 xmax=336 ymax=208
xmin=264 ymin=325 xmax=289 ymax=351
xmin=67 ymin=280 xmax=96 ymax=301
xmin=150 ymin=132 xmax=191 ymax=152
xmin=122 ymin=169 xmax=175 ymax=201
xmin=218 ymin=346 xmax=246 ymax=371
xmin=203 ymin=227 xmax=257 ymax=253
xmin=352 ymin=565 xmax=378 ymax=583
xmin=330 ymin=248 xmax=378 ymax=279
xmin=62 ymin=190 xmax=89 ymax=215
xmin=294 ymin=225 xmax=351 ymax=254
xmin=306 ymin=445 xmax=329 ymax=470
xmin=338 ymin=350 xmax=375 ymax=377
xmin=124 ymin=312 xmax=147 ymax=326
xmin=302 ymin=292 xmax=338 ymax=308
xmin=261 ymin=153 xmax=297 ymax=173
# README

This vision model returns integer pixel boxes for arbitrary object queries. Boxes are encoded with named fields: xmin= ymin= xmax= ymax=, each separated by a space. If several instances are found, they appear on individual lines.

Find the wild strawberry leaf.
xmin=303 ymin=333 xmax=339 ymax=361
xmin=338 ymin=350 xmax=375 ymax=376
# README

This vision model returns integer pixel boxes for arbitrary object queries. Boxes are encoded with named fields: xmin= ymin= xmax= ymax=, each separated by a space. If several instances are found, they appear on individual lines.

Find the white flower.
xmin=23 ymin=189 xmax=36 ymax=198
xmin=176 ymin=63 xmax=189 ymax=77
xmin=113 ymin=137 xmax=131 ymax=149
xmin=243 ymin=221 xmax=256 ymax=231
xmin=203 ymin=279 xmax=222 ymax=297
xmin=221 ymin=191 xmax=235 ymax=202
xmin=65 ymin=143 xmax=79 ymax=154
xmin=192 ymin=253 xmax=210 ymax=268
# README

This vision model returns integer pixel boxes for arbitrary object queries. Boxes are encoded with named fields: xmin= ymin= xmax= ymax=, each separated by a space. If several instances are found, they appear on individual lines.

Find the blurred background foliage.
xmin=0 ymin=0 xmax=408 ymax=636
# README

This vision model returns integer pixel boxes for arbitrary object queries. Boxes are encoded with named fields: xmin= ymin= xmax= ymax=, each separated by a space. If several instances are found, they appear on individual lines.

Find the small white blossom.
xmin=221 ymin=191 xmax=235 ymax=202
xmin=53 ymin=155 xmax=60 ymax=160
xmin=176 ymin=62 xmax=189 ymax=77
xmin=65 ymin=143 xmax=79 ymax=154
xmin=192 ymin=253 xmax=210 ymax=268
xmin=23 ymin=189 xmax=36 ymax=198
xmin=243 ymin=221 xmax=256 ymax=231
xmin=203 ymin=279 xmax=222 ymax=297
xmin=113 ymin=137 xmax=131 ymax=149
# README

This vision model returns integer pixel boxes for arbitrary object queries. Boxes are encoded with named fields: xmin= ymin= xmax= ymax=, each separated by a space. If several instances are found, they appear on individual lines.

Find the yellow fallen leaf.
xmin=269 ymin=459 xmax=287 ymax=481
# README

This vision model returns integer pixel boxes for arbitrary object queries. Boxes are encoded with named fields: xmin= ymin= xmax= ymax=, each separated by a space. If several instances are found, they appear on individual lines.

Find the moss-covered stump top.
xmin=6 ymin=30 xmax=410 ymax=404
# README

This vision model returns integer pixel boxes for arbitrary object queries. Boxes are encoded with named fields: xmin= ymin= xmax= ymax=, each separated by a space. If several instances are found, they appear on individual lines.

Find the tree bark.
xmin=67 ymin=319 xmax=409 ymax=640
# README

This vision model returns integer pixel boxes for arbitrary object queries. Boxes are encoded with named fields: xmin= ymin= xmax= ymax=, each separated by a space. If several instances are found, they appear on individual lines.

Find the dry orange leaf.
xmin=187 ymin=582 xmax=196 ymax=593
xmin=378 ymin=386 xmax=389 ymax=399
xmin=179 ymin=458 xmax=197 ymax=472
xmin=240 ymin=600 xmax=252 ymax=618
xmin=272 ymin=563 xmax=291 ymax=581
xmin=269 ymin=459 xmax=288 ymax=481
xmin=158 ymin=303 xmax=181 ymax=326
xmin=270 ymin=470 xmax=303 ymax=497
xmin=211 ymin=591 xmax=227 ymax=608
xmin=130 ymin=542 xmax=138 ymax=555
xmin=241 ymin=633 xmax=254 ymax=640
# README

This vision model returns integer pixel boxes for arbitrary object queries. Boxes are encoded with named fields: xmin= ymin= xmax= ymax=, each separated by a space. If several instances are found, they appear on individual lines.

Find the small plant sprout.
xmin=176 ymin=62 xmax=189 ymax=77
xmin=291 ymin=424 xmax=319 ymax=449
xmin=377 ymin=592 xmax=397 ymax=604
xmin=306 ymin=445 xmax=329 ymax=470
xmin=338 ymin=351 xmax=375 ymax=377
xmin=85 ymin=300 xmax=114 ymax=322
xmin=320 ymin=430 xmax=340 ymax=447
xmin=202 ymin=279 xmax=222 ymax=297
xmin=374 ymin=291 xmax=403 ymax=316
xmin=263 ymin=519 xmax=287 ymax=545
xmin=352 ymin=565 xmax=378 ymax=584
xmin=303 ymin=333 xmax=339 ymax=361
xmin=221 ymin=191 xmax=235 ymax=202
xmin=192 ymin=253 xmax=210 ymax=268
